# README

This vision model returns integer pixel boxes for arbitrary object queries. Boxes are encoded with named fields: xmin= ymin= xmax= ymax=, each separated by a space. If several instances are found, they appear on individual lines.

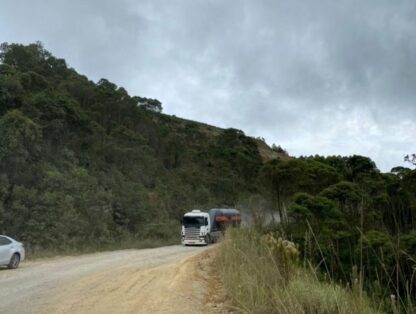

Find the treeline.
xmin=0 ymin=42 xmax=262 ymax=251
xmin=257 ymin=155 xmax=416 ymax=311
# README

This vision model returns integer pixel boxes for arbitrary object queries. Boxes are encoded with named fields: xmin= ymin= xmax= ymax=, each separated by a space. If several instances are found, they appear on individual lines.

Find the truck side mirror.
xmin=205 ymin=217 xmax=208 ymax=226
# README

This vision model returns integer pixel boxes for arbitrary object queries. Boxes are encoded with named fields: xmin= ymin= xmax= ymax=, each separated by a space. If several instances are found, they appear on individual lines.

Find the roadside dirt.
xmin=42 ymin=248 xmax=230 ymax=314
xmin=0 ymin=245 xmax=230 ymax=314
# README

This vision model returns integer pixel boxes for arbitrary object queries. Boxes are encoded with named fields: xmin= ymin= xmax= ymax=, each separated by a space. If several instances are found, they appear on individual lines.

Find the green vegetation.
xmin=27 ymin=235 xmax=178 ymax=260
xmin=0 ymin=42 xmax=262 ymax=254
xmin=251 ymin=156 xmax=416 ymax=312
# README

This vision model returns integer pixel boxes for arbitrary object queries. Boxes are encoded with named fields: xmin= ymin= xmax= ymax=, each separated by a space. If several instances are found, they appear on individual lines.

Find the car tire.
xmin=8 ymin=253 xmax=20 ymax=269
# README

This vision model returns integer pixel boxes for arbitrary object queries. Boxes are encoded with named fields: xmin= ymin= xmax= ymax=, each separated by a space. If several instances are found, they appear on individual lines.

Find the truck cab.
xmin=181 ymin=210 xmax=211 ymax=245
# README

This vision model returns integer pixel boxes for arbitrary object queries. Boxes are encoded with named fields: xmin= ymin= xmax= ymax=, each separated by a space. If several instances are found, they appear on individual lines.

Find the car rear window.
xmin=0 ymin=236 xmax=12 ymax=245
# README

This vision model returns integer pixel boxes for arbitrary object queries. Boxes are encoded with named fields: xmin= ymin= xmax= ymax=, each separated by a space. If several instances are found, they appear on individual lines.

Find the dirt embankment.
xmin=0 ymin=245 xmax=230 ymax=314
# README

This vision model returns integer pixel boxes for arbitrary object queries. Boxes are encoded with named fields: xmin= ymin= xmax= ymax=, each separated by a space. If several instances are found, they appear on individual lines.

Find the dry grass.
xmin=217 ymin=228 xmax=378 ymax=314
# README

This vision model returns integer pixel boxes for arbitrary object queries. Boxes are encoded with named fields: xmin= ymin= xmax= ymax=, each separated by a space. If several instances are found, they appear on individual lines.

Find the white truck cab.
xmin=181 ymin=210 xmax=211 ymax=245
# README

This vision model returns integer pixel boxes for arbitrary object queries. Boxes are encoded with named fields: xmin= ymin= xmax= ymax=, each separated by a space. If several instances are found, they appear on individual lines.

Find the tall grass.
xmin=217 ymin=228 xmax=377 ymax=314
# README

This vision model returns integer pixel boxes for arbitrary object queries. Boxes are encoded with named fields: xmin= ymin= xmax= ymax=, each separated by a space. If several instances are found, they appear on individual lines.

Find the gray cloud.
xmin=1 ymin=0 xmax=415 ymax=171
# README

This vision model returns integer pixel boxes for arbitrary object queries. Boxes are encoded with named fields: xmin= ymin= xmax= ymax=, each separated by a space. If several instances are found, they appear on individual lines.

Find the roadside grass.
xmin=26 ymin=237 xmax=179 ymax=260
xmin=217 ymin=228 xmax=378 ymax=314
xmin=25 ymin=222 xmax=181 ymax=260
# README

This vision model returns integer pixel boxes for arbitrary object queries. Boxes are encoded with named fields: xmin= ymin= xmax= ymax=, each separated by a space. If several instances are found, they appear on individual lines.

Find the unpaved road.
xmin=0 ymin=245 xmax=228 ymax=314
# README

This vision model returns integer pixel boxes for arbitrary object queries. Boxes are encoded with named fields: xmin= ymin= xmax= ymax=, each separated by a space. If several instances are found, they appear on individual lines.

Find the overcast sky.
xmin=1 ymin=0 xmax=415 ymax=171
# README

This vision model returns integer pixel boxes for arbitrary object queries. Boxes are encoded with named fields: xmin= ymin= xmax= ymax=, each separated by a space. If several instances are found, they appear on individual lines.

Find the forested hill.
xmin=0 ymin=42 xmax=286 ymax=249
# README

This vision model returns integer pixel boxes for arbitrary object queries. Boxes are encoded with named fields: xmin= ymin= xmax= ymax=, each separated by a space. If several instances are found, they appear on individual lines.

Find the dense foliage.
xmin=258 ymin=155 xmax=416 ymax=311
xmin=0 ymin=42 xmax=262 ymax=251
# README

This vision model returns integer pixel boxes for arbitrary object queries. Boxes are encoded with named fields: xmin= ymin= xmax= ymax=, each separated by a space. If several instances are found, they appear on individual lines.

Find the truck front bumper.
xmin=182 ymin=237 xmax=207 ymax=246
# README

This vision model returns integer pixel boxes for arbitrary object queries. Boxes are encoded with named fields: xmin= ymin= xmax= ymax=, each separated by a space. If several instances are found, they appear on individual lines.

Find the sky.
xmin=1 ymin=0 xmax=415 ymax=171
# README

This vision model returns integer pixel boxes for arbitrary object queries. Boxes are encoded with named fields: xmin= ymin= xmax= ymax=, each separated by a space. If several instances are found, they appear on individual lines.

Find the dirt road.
xmin=0 ymin=245 xmax=228 ymax=314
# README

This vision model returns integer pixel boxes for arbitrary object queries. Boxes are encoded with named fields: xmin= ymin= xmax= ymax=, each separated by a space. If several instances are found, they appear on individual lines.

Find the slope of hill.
xmin=0 ymin=42 xmax=284 ymax=250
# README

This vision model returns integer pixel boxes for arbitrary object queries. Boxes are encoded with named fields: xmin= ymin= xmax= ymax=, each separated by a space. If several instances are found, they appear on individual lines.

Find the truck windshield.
xmin=183 ymin=216 xmax=204 ymax=228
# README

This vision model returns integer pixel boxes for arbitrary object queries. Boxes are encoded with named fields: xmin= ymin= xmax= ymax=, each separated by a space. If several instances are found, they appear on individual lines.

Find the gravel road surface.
xmin=0 ymin=245 xmax=217 ymax=314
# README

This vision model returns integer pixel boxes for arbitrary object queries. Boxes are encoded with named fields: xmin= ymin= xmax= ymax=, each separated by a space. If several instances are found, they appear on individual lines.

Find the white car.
xmin=0 ymin=235 xmax=25 ymax=269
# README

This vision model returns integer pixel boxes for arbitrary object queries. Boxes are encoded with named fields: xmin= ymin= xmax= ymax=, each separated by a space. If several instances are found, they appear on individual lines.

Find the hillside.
xmin=0 ymin=42 xmax=283 ymax=250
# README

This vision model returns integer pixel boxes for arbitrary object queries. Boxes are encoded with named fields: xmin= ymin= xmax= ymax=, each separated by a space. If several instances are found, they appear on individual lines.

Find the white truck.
xmin=181 ymin=208 xmax=241 ymax=245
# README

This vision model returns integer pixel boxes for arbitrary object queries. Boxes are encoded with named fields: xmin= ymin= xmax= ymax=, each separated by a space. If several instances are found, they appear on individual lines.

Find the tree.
xmin=320 ymin=181 xmax=362 ymax=226
xmin=303 ymin=160 xmax=341 ymax=194
xmin=0 ymin=110 xmax=40 ymax=164
xmin=405 ymin=154 xmax=416 ymax=166
xmin=346 ymin=155 xmax=379 ymax=182
xmin=0 ymin=42 xmax=67 ymax=78
xmin=390 ymin=166 xmax=411 ymax=177
xmin=0 ymin=71 xmax=23 ymax=113
xmin=136 ymin=97 xmax=163 ymax=113
xmin=287 ymin=192 xmax=345 ymax=274
xmin=289 ymin=192 xmax=341 ymax=223
xmin=259 ymin=159 xmax=307 ymax=223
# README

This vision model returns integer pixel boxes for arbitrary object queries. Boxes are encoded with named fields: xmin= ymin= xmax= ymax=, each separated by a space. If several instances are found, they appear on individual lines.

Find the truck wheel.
xmin=8 ymin=253 xmax=20 ymax=269
xmin=206 ymin=235 xmax=212 ymax=245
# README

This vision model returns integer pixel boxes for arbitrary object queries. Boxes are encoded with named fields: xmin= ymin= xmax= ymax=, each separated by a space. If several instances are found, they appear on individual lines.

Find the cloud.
xmin=1 ymin=0 xmax=415 ymax=171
